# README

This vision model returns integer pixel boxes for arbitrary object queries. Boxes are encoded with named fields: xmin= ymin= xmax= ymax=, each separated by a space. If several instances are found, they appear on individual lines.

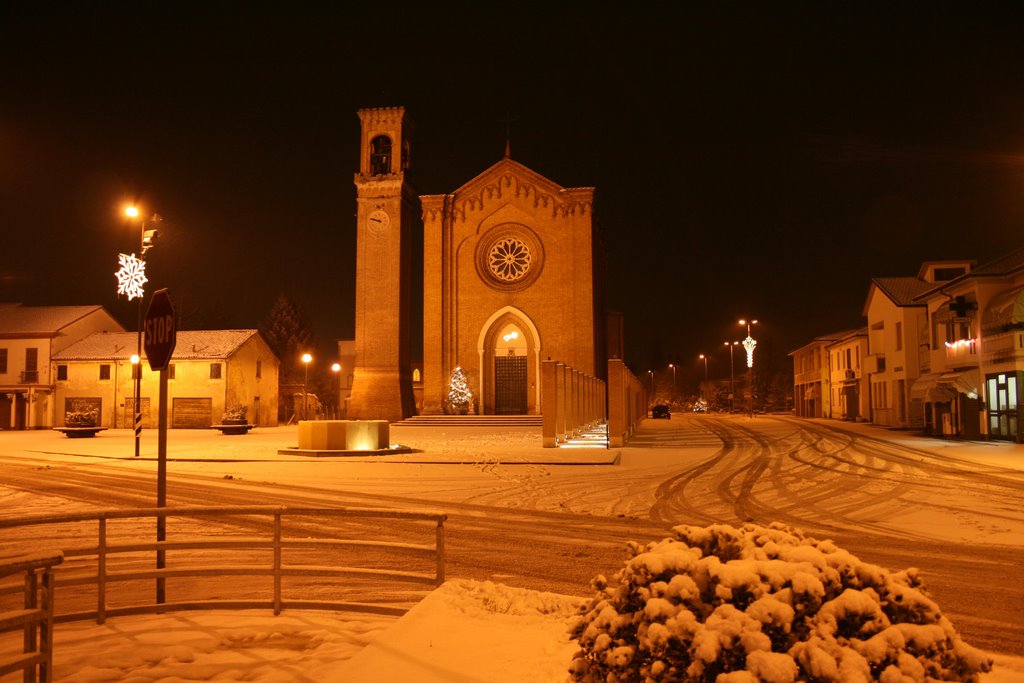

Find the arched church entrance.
xmin=493 ymin=322 xmax=528 ymax=414
xmin=477 ymin=307 xmax=541 ymax=415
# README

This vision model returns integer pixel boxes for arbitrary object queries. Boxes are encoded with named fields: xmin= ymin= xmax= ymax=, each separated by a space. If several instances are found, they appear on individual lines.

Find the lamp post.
xmin=648 ymin=369 xmax=654 ymax=406
xmin=698 ymin=354 xmax=708 ymax=400
xmin=120 ymin=206 xmax=160 ymax=457
xmin=739 ymin=319 xmax=759 ymax=416
xmin=331 ymin=362 xmax=341 ymax=419
xmin=129 ymin=354 xmax=140 ymax=453
xmin=668 ymin=363 xmax=676 ymax=401
xmin=301 ymin=353 xmax=313 ymax=420
xmin=724 ymin=341 xmax=739 ymax=413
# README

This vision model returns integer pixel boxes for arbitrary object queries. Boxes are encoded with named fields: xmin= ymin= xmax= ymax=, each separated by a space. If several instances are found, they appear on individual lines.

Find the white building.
xmin=0 ymin=304 xmax=124 ymax=429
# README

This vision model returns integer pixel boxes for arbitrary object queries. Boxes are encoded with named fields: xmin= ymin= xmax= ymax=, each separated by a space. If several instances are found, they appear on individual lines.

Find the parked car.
xmin=651 ymin=404 xmax=671 ymax=419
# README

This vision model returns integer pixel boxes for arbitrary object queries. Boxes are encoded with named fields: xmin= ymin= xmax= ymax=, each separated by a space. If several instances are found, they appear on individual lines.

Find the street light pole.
xmin=648 ymin=369 xmax=654 ymax=405
xmin=124 ymin=206 xmax=160 ymax=457
xmin=669 ymin=363 xmax=676 ymax=401
xmin=724 ymin=341 xmax=738 ymax=413
xmin=301 ymin=353 xmax=313 ymax=420
xmin=698 ymin=354 xmax=708 ymax=399
xmin=739 ymin=319 xmax=759 ymax=416
xmin=331 ymin=362 xmax=341 ymax=419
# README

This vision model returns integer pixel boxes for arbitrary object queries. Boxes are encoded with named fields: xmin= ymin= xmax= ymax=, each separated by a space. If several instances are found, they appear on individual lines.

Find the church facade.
xmin=420 ymin=155 xmax=606 ymax=415
xmin=347 ymin=106 xmax=607 ymax=419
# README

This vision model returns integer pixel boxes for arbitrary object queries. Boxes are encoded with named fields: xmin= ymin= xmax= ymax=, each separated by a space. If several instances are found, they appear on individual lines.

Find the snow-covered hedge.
xmin=568 ymin=523 xmax=991 ymax=682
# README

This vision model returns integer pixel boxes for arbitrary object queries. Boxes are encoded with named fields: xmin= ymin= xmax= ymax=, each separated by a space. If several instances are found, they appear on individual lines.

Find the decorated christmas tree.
xmin=446 ymin=365 xmax=473 ymax=415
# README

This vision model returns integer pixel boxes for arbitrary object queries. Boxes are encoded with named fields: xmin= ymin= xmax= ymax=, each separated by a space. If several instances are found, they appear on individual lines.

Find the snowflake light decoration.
xmin=742 ymin=335 xmax=757 ymax=368
xmin=115 ymin=252 xmax=147 ymax=300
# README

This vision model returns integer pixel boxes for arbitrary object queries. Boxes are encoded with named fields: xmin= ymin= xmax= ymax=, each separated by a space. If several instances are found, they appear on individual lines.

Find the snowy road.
xmin=2 ymin=415 xmax=1022 ymax=656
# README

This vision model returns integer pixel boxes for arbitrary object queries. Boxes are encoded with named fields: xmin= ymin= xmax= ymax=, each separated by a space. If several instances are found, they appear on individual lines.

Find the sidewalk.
xmin=784 ymin=415 xmax=1024 ymax=472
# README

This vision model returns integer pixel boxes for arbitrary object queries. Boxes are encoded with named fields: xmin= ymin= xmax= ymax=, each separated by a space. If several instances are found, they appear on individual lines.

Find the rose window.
xmin=487 ymin=238 xmax=532 ymax=282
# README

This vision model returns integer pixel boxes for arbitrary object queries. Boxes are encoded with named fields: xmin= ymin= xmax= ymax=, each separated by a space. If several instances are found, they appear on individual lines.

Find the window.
xmin=210 ymin=363 xmax=222 ymax=379
xmin=370 ymin=135 xmax=392 ymax=175
xmin=57 ymin=365 xmax=68 ymax=381
xmin=256 ymin=360 xmax=262 ymax=379
xmin=25 ymin=348 xmax=38 ymax=372
xmin=99 ymin=364 xmax=111 ymax=380
xmin=896 ymin=322 xmax=903 ymax=351
xmin=0 ymin=348 xmax=6 ymax=373
xmin=168 ymin=364 xmax=176 ymax=380
xmin=413 ymin=368 xmax=421 ymax=382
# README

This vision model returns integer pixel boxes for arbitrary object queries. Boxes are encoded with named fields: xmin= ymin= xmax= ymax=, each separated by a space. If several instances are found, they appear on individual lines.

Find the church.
xmin=346 ymin=106 xmax=608 ymax=421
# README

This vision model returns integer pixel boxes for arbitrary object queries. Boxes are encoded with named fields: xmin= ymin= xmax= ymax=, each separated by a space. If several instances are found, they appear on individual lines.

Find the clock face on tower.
xmin=367 ymin=209 xmax=390 ymax=237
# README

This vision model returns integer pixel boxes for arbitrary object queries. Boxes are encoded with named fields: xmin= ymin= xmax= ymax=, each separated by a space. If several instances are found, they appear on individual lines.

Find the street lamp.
xmin=648 ymin=369 xmax=654 ymax=404
xmin=668 ymin=363 xmax=676 ymax=401
xmin=698 ymin=354 xmax=708 ymax=399
xmin=301 ymin=353 xmax=313 ymax=420
xmin=739 ymin=319 xmax=759 ymax=416
xmin=119 ymin=205 xmax=161 ymax=458
xmin=723 ymin=341 xmax=739 ymax=413
xmin=331 ymin=362 xmax=341 ymax=419
xmin=130 ymin=354 xmax=141 ymax=455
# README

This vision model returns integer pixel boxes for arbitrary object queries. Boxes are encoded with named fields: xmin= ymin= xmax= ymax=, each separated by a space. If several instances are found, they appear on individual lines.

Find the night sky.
xmin=2 ymin=4 xmax=1023 ymax=390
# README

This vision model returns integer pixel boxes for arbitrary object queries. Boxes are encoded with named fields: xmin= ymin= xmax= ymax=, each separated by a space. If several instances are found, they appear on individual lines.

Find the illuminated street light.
xmin=739 ymin=319 xmax=759 ymax=417
xmin=698 ymin=354 xmax=708 ymax=399
xmin=739 ymin=319 xmax=758 ymax=368
xmin=648 ymin=369 xmax=654 ymax=405
xmin=302 ymin=353 xmax=313 ymax=420
xmin=331 ymin=362 xmax=342 ymax=419
xmin=723 ymin=341 xmax=739 ymax=413
xmin=119 ymin=206 xmax=162 ymax=458
xmin=668 ymin=363 xmax=676 ymax=399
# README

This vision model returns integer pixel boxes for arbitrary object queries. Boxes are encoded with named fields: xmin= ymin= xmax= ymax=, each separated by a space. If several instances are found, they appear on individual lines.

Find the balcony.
xmin=944 ymin=338 xmax=977 ymax=367
xmin=982 ymin=331 xmax=1024 ymax=365
xmin=19 ymin=370 xmax=39 ymax=384
xmin=865 ymin=354 xmax=885 ymax=374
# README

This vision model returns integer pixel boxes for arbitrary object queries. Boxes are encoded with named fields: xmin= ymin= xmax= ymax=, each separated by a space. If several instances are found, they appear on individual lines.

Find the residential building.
xmin=0 ymin=304 xmax=124 ymax=430
xmin=825 ymin=328 xmax=869 ymax=421
xmin=862 ymin=261 xmax=974 ymax=429
xmin=791 ymin=330 xmax=851 ymax=418
xmin=52 ymin=330 xmax=279 ymax=429
xmin=912 ymin=247 xmax=1024 ymax=441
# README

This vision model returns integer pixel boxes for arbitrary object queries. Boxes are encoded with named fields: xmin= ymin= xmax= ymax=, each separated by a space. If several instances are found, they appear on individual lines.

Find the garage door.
xmin=172 ymin=398 xmax=213 ymax=428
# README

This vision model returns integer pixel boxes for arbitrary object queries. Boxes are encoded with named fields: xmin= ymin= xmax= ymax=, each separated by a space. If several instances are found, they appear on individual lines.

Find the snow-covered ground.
xmin=2 ymin=417 xmax=1023 ymax=681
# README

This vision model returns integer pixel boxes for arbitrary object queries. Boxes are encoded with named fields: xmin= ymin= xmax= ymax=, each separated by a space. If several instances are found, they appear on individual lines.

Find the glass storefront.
xmin=986 ymin=372 xmax=1021 ymax=442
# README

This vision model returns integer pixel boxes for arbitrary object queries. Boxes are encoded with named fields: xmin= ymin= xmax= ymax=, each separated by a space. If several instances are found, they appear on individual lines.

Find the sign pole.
xmin=144 ymin=288 xmax=175 ymax=606
xmin=157 ymin=366 xmax=168 ymax=604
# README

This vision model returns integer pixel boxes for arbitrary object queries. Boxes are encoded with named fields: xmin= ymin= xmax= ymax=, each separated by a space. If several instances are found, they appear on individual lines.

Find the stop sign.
xmin=144 ymin=288 xmax=176 ymax=371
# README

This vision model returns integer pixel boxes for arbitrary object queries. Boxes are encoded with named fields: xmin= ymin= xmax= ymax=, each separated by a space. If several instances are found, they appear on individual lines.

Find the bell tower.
xmin=347 ymin=106 xmax=416 ymax=421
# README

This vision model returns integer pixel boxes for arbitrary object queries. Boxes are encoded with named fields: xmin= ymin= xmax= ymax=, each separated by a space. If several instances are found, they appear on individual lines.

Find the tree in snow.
xmin=260 ymin=293 xmax=316 ymax=385
xmin=445 ymin=365 xmax=473 ymax=415
xmin=569 ymin=522 xmax=992 ymax=683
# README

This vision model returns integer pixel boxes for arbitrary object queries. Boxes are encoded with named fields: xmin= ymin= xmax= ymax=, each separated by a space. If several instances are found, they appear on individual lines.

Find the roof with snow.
xmin=960 ymin=245 xmax=1024 ymax=277
xmin=869 ymin=277 xmax=932 ymax=306
xmin=53 ymin=330 xmax=267 ymax=361
xmin=0 ymin=303 xmax=114 ymax=336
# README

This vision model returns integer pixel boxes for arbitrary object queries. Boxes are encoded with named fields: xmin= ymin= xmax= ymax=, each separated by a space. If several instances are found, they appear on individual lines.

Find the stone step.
xmin=395 ymin=415 xmax=543 ymax=427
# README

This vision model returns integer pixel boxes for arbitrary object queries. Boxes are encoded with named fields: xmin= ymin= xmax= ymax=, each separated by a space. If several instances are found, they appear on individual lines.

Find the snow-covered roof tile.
xmin=871 ymin=277 xmax=932 ymax=306
xmin=0 ymin=303 xmax=108 ymax=335
xmin=54 ymin=330 xmax=261 ymax=361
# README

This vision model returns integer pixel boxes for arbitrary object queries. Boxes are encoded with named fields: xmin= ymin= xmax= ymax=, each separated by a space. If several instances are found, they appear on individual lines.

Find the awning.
xmin=939 ymin=368 xmax=980 ymax=399
xmin=982 ymin=286 xmax=1024 ymax=335
xmin=909 ymin=373 xmax=955 ymax=403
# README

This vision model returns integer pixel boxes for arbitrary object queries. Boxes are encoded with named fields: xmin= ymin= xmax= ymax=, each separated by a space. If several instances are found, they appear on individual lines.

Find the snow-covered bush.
xmin=568 ymin=523 xmax=991 ymax=682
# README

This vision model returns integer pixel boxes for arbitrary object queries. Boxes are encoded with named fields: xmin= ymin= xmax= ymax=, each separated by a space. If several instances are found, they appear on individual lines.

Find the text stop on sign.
xmin=144 ymin=288 xmax=177 ymax=371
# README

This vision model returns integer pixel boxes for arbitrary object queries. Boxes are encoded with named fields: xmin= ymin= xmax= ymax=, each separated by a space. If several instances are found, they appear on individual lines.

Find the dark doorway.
xmin=494 ymin=356 xmax=527 ymax=414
